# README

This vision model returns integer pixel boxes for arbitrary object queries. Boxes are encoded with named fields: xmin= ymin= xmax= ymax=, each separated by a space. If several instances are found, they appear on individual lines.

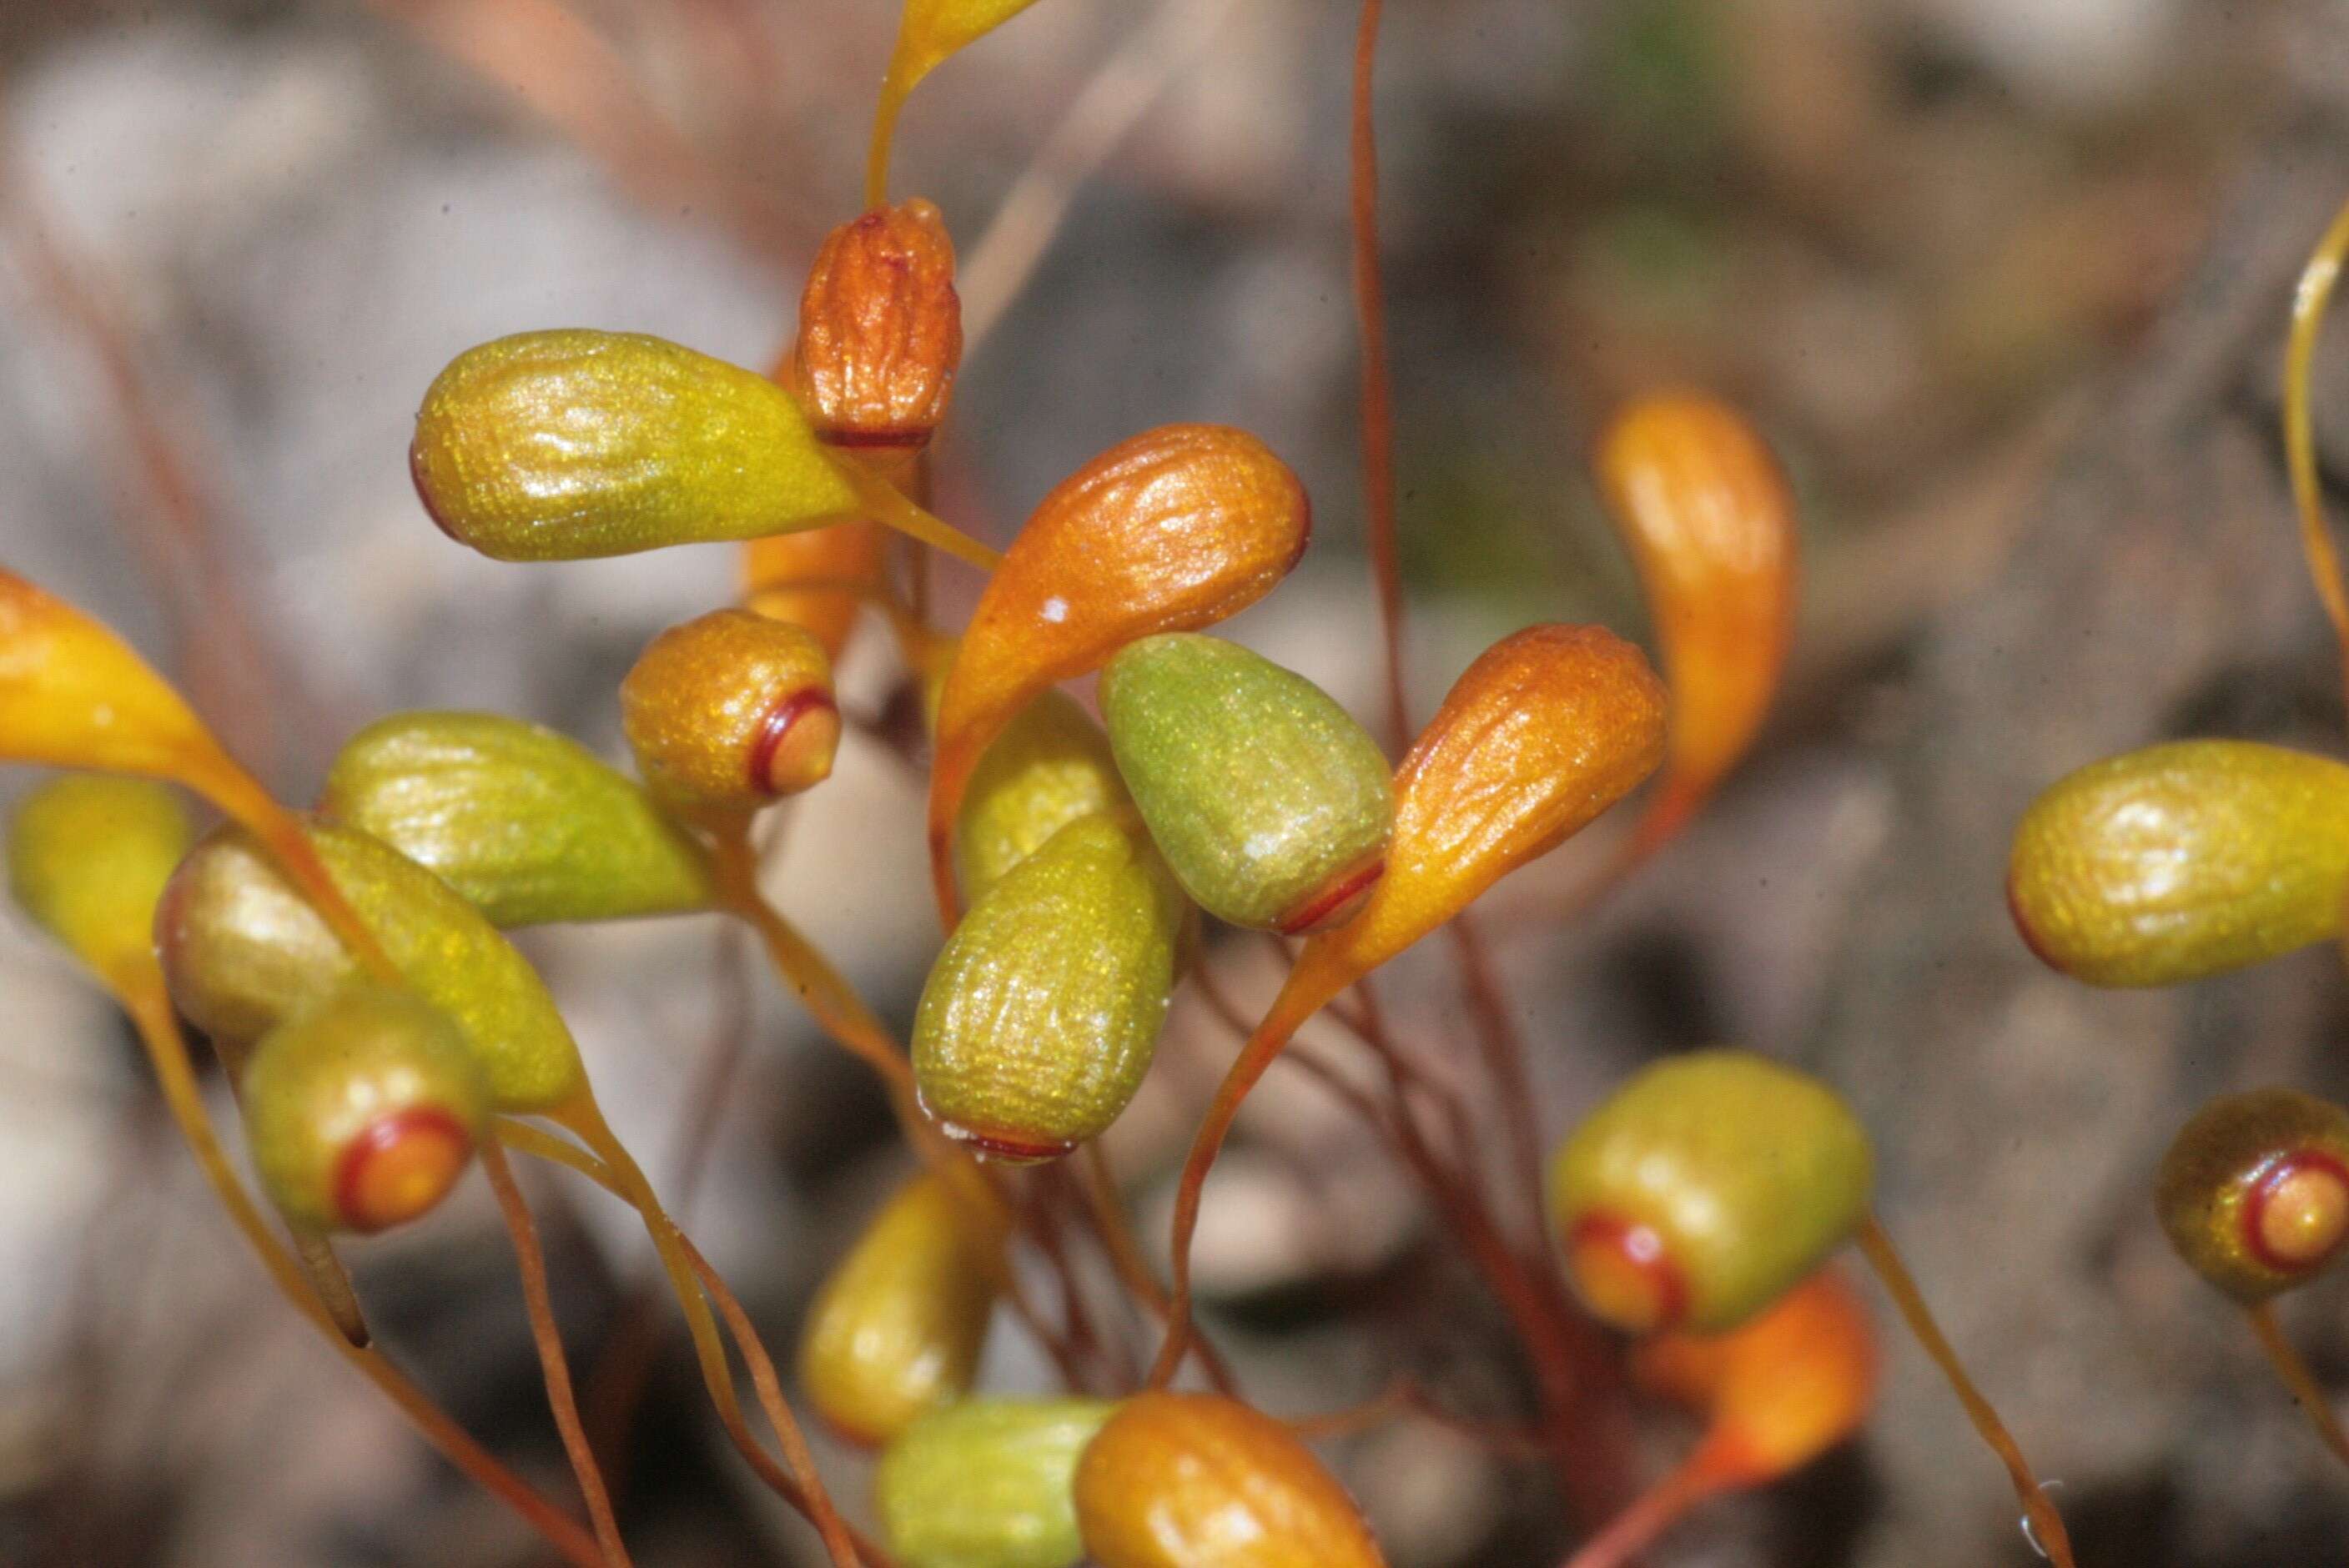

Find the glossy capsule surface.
xmin=876 ymin=1398 xmax=1114 ymax=1568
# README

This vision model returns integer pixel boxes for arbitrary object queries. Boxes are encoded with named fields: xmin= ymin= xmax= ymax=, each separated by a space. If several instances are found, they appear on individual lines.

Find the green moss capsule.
xmin=2008 ymin=740 xmax=2349 ymax=988
xmin=875 ymin=1398 xmax=1114 ymax=1568
xmin=798 ymin=1173 xmax=1007 ymax=1446
xmin=242 ymin=983 xmax=489 ymax=1234
xmin=157 ymin=820 xmax=586 ymax=1111
xmin=914 ymin=813 xmax=1187 ymax=1163
xmin=954 ymin=690 xmax=1130 ymax=906
xmin=1550 ymin=1050 xmax=1874 ymax=1334
xmin=322 ymin=711 xmax=714 ymax=927
xmin=1099 ymin=635 xmax=1392 ymax=932
xmin=410 ymin=329 xmax=859 ymax=561
xmin=8 ymin=773 xmax=191 ymax=990
xmin=2156 ymin=1088 xmax=2349 ymax=1303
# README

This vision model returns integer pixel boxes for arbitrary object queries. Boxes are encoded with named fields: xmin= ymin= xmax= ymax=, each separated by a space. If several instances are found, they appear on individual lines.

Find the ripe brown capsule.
xmin=1074 ymin=1392 xmax=1386 ymax=1568
xmin=797 ymin=1173 xmax=1007 ymax=1446
xmin=240 ymin=983 xmax=489 ymax=1234
xmin=913 ymin=812 xmax=1188 ymax=1163
xmin=2008 ymin=739 xmax=2349 ymax=987
xmin=619 ymin=608 xmax=841 ymax=817
xmin=2156 ymin=1088 xmax=2349 ymax=1302
xmin=790 ymin=200 xmax=962 ymax=455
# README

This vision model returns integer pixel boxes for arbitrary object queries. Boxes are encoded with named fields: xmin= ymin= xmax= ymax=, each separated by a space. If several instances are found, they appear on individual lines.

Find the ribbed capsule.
xmin=620 ymin=608 xmax=840 ymax=817
xmin=410 ymin=329 xmax=860 ymax=561
xmin=1074 ymin=1392 xmax=1386 ymax=1568
xmin=926 ymin=425 xmax=1310 ymax=920
xmin=2008 ymin=740 xmax=2349 ymax=988
xmin=798 ymin=1173 xmax=1007 ymax=1446
xmin=240 ymin=983 xmax=489 ymax=1234
xmin=876 ymin=1398 xmax=1114 ymax=1568
xmin=742 ymin=519 xmax=888 ymax=661
xmin=8 ymin=774 xmax=191 ymax=990
xmin=1549 ymin=1050 xmax=1873 ymax=1334
xmin=1100 ymin=634 xmax=1391 ymax=933
xmin=914 ymin=812 xmax=1188 ymax=1163
xmin=322 ymin=711 xmax=713 ymax=927
xmin=2156 ymin=1088 xmax=2349 ymax=1302
xmin=954 ymin=690 xmax=1131 ymax=906
xmin=1594 ymin=393 xmax=1798 ymax=852
xmin=157 ymin=820 xmax=586 ymax=1111
xmin=791 ymin=200 xmax=961 ymax=455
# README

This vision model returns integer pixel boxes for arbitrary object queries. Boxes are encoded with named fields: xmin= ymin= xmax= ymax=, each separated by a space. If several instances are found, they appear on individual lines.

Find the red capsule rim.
xmin=333 ymin=1105 xmax=475 ymax=1234
xmin=1277 ymin=855 xmax=1386 ymax=936
xmin=2241 ymin=1148 xmax=2349 ymax=1274
xmin=749 ymin=686 xmax=840 ymax=796
xmin=1567 ymin=1209 xmax=1689 ymax=1334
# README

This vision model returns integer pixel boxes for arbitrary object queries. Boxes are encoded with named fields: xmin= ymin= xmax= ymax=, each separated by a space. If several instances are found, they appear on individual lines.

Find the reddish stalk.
xmin=1348 ymin=0 xmax=1409 ymax=753
xmin=1076 ymin=1139 xmax=1240 ymax=1396
xmin=2245 ymin=1301 xmax=2349 ymax=1471
xmin=480 ymin=1140 xmax=632 ymax=1567
xmin=1557 ymin=1445 xmax=1741 ymax=1568
xmin=1289 ymin=1375 xmax=1547 ymax=1461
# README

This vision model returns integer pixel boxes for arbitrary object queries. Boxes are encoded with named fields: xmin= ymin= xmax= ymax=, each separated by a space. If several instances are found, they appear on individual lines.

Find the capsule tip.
xmin=751 ymin=687 xmax=843 ymax=797
xmin=334 ymin=1106 xmax=475 ymax=1234
xmin=1566 ymin=1210 xmax=1688 ymax=1334
xmin=1277 ymin=854 xmax=1386 ymax=936
xmin=2245 ymin=1151 xmax=2349 ymax=1274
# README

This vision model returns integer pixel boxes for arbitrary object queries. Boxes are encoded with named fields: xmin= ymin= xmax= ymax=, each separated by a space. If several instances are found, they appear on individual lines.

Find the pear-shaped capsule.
xmin=1549 ymin=1050 xmax=1873 ymax=1334
xmin=2008 ymin=739 xmax=2349 ymax=987
xmin=798 ymin=1173 xmax=1007 ymax=1446
xmin=2156 ymin=1088 xmax=2349 ymax=1302
xmin=323 ymin=711 xmax=713 ymax=927
xmin=742 ymin=519 xmax=888 ymax=661
xmin=1100 ymin=634 xmax=1392 ymax=932
xmin=8 ymin=774 xmax=191 ymax=990
xmin=157 ymin=819 xmax=586 ymax=1111
xmin=410 ymin=329 xmax=861 ymax=562
xmin=1074 ymin=1392 xmax=1386 ymax=1568
xmin=914 ymin=812 xmax=1187 ymax=1162
xmin=240 ymin=983 xmax=489 ymax=1234
xmin=619 ymin=608 xmax=841 ymax=817
xmin=954 ymin=690 xmax=1130 ymax=906
xmin=791 ymin=200 xmax=961 ymax=454
xmin=876 ymin=1398 xmax=1114 ymax=1568
xmin=926 ymin=425 xmax=1310 ymax=919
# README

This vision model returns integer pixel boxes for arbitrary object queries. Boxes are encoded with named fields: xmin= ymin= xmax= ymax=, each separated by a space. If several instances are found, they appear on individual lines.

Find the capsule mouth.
xmin=1277 ymin=855 xmax=1387 ymax=936
xmin=410 ymin=440 xmax=460 ymax=542
xmin=334 ymin=1106 xmax=475 ymax=1234
xmin=751 ymin=687 xmax=842 ymax=797
xmin=2004 ymin=871 xmax=2063 ymax=973
xmin=1566 ymin=1210 xmax=1688 ymax=1334
xmin=2242 ymin=1149 xmax=2349 ymax=1274
xmin=933 ymin=1118 xmax=1077 ymax=1166
xmin=817 ymin=425 xmax=935 ymax=451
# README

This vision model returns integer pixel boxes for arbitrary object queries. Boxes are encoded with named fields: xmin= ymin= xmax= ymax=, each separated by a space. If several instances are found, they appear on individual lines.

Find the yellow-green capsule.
xmin=876 ymin=1397 xmax=1114 ymax=1568
xmin=2008 ymin=739 xmax=2349 ymax=988
xmin=2156 ymin=1088 xmax=2349 ymax=1303
xmin=954 ymin=690 xmax=1130 ymax=906
xmin=410 ymin=329 xmax=859 ymax=562
xmin=914 ymin=813 xmax=1187 ymax=1163
xmin=321 ymin=710 xmax=713 ymax=927
xmin=157 ymin=820 xmax=586 ymax=1111
xmin=241 ymin=983 xmax=489 ymax=1234
xmin=1549 ymin=1050 xmax=1874 ymax=1334
xmin=8 ymin=773 xmax=191 ymax=990
xmin=1099 ymin=634 xmax=1392 ymax=932
xmin=798 ymin=1173 xmax=1007 ymax=1446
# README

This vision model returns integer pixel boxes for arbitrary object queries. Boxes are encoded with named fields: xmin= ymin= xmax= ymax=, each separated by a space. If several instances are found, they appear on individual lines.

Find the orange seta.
xmin=1148 ymin=625 xmax=1667 ymax=1386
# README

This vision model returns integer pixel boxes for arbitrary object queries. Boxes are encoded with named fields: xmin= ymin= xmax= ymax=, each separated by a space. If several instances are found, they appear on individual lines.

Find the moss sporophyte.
xmin=21 ymin=1 xmax=2349 ymax=1564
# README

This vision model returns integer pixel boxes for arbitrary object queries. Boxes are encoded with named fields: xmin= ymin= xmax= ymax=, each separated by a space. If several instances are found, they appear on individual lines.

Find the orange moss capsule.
xmin=2008 ymin=740 xmax=2349 ymax=987
xmin=925 ymin=424 xmax=1310 ymax=922
xmin=790 ymin=200 xmax=961 ymax=455
xmin=619 ymin=608 xmax=841 ymax=817
xmin=797 ymin=1173 xmax=1007 ymax=1446
xmin=2156 ymin=1088 xmax=2349 ymax=1302
xmin=742 ymin=520 xmax=888 ymax=662
xmin=240 ymin=983 xmax=489 ymax=1234
xmin=1074 ymin=1392 xmax=1386 ymax=1568
xmin=8 ymin=774 xmax=191 ymax=993
xmin=1570 ymin=1269 xmax=1877 ymax=1568
xmin=1593 ymin=392 xmax=1798 ymax=854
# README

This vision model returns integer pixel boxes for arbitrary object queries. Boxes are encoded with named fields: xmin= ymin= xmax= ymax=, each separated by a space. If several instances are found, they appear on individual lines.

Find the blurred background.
xmin=5 ymin=0 xmax=2349 ymax=1562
